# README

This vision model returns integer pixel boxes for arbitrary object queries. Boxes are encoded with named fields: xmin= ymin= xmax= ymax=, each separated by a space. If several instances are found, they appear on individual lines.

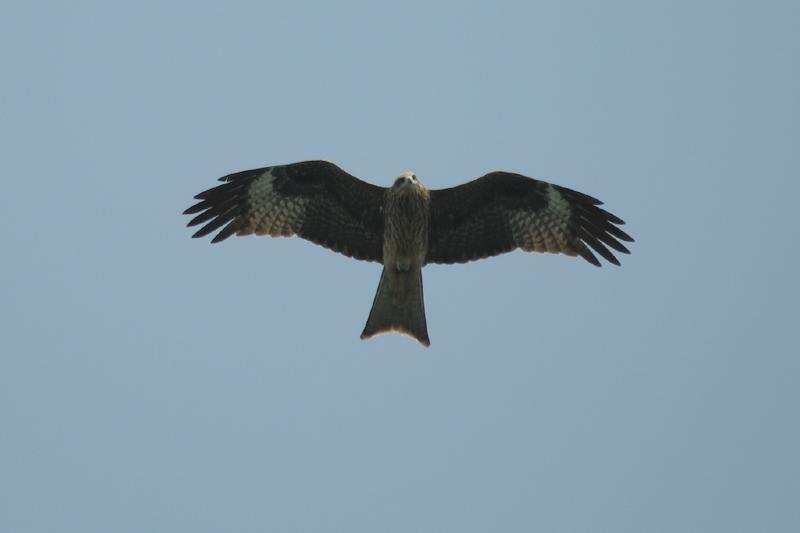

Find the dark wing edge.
xmin=552 ymin=184 xmax=634 ymax=267
xmin=183 ymin=160 xmax=387 ymax=262
xmin=184 ymin=167 xmax=265 ymax=243
xmin=426 ymin=172 xmax=634 ymax=267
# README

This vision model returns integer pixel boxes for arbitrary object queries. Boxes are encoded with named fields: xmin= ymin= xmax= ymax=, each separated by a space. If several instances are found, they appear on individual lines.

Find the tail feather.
xmin=361 ymin=267 xmax=430 ymax=347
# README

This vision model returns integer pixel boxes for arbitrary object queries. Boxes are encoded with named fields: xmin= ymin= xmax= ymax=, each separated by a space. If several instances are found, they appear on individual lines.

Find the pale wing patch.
xmin=243 ymin=168 xmax=310 ymax=238
xmin=510 ymin=184 xmax=575 ymax=255
xmin=185 ymin=166 xmax=311 ymax=243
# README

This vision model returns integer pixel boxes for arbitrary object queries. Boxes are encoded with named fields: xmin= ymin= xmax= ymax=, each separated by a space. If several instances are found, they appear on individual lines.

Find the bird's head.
xmin=392 ymin=172 xmax=423 ymax=192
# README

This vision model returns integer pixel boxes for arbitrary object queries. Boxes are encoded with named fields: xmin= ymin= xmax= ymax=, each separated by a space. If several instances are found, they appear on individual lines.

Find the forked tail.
xmin=361 ymin=267 xmax=430 ymax=347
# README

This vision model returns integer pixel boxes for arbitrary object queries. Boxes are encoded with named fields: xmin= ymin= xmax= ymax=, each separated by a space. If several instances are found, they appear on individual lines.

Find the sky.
xmin=2 ymin=1 xmax=799 ymax=532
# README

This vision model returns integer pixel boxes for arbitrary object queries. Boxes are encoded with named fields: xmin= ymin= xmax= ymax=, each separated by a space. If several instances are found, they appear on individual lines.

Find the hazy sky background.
xmin=2 ymin=1 xmax=798 ymax=532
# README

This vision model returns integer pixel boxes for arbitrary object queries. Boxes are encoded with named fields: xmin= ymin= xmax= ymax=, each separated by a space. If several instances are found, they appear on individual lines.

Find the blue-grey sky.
xmin=2 ymin=1 xmax=798 ymax=532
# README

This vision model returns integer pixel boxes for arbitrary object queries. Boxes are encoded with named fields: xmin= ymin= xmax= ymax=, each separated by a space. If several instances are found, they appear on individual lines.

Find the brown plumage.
xmin=184 ymin=160 xmax=634 ymax=346
xmin=361 ymin=173 xmax=431 ymax=345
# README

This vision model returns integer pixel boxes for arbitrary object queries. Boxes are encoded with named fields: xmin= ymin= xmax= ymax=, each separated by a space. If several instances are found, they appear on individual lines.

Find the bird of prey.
xmin=184 ymin=160 xmax=633 ymax=346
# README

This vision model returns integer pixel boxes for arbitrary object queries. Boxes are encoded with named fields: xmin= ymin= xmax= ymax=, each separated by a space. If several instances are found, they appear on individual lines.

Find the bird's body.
xmin=382 ymin=173 xmax=430 ymax=273
xmin=362 ymin=173 xmax=431 ymax=345
xmin=184 ymin=160 xmax=633 ymax=346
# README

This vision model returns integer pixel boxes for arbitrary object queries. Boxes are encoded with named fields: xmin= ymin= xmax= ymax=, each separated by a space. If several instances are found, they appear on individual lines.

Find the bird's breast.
xmin=383 ymin=190 xmax=430 ymax=270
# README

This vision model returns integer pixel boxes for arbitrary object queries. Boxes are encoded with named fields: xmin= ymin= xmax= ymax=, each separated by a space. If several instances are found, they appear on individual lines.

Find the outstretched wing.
xmin=426 ymin=172 xmax=633 ymax=266
xmin=184 ymin=160 xmax=386 ymax=262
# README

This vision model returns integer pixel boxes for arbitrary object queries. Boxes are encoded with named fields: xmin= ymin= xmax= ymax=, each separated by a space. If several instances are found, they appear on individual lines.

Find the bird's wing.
xmin=184 ymin=160 xmax=386 ymax=262
xmin=426 ymin=171 xmax=633 ymax=266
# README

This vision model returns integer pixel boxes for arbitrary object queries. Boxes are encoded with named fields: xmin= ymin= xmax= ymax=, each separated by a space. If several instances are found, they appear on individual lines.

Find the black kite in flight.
xmin=184 ymin=160 xmax=633 ymax=346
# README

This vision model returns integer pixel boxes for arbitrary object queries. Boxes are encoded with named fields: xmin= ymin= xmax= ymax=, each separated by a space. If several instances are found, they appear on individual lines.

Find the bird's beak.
xmin=394 ymin=177 xmax=412 ymax=189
